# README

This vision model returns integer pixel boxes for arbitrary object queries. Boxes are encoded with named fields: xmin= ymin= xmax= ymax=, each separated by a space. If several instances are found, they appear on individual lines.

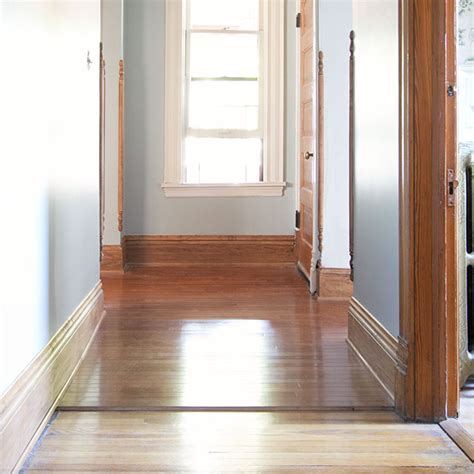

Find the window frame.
xmin=163 ymin=0 xmax=286 ymax=197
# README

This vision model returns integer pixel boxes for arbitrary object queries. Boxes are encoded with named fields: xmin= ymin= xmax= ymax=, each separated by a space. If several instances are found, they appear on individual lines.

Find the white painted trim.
xmin=163 ymin=0 xmax=285 ymax=190
xmin=162 ymin=182 xmax=286 ymax=197
xmin=164 ymin=0 xmax=186 ymax=184
xmin=262 ymin=0 xmax=285 ymax=184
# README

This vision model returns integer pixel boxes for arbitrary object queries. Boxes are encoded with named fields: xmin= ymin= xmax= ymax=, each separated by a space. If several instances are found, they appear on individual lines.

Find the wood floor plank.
xmin=23 ymin=411 xmax=471 ymax=472
xmin=58 ymin=265 xmax=392 ymax=409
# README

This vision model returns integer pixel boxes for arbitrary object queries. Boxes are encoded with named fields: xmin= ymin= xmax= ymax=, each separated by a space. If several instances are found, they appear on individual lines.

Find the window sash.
xmin=163 ymin=0 xmax=285 ymax=193
xmin=184 ymin=3 xmax=264 ymax=138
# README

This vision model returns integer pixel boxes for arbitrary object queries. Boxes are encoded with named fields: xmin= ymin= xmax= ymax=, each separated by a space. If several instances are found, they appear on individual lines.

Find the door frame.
xmin=397 ymin=0 xmax=458 ymax=421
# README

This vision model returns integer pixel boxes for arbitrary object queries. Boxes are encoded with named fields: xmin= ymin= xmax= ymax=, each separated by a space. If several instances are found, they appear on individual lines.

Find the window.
xmin=163 ymin=0 xmax=285 ymax=197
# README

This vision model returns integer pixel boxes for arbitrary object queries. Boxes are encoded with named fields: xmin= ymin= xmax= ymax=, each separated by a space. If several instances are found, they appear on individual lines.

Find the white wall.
xmin=319 ymin=0 xmax=351 ymax=269
xmin=102 ymin=0 xmax=123 ymax=245
xmin=352 ymin=0 xmax=399 ymax=336
xmin=0 ymin=1 xmax=101 ymax=395
xmin=122 ymin=0 xmax=298 ymax=235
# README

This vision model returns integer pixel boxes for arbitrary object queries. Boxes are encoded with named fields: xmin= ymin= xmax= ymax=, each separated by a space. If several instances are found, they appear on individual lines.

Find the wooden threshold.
xmin=57 ymin=405 xmax=395 ymax=413
xmin=440 ymin=419 xmax=474 ymax=463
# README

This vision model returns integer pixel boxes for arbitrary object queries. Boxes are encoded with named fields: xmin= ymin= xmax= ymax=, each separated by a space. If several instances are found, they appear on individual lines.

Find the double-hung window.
xmin=163 ymin=0 xmax=285 ymax=197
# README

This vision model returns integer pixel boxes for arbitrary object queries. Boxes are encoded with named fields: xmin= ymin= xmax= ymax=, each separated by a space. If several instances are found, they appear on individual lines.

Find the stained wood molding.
xmin=348 ymin=31 xmax=355 ymax=281
xmin=122 ymin=235 xmax=296 ymax=266
xmin=318 ymin=268 xmax=352 ymax=298
xmin=347 ymin=297 xmax=398 ymax=400
xmin=0 ymin=283 xmax=105 ymax=473
xmin=101 ymin=245 xmax=124 ymax=272
xmin=118 ymin=59 xmax=124 ymax=233
xmin=316 ymin=50 xmax=324 ymax=289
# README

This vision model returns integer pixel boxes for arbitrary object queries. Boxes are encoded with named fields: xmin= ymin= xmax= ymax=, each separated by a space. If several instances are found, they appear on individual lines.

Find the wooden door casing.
xmin=297 ymin=0 xmax=316 ymax=291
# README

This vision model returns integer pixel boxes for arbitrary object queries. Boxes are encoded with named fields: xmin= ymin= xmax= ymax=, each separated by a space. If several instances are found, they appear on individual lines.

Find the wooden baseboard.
xmin=0 ymin=283 xmax=105 ymax=473
xmin=122 ymin=235 xmax=296 ymax=266
xmin=318 ymin=268 xmax=352 ymax=298
xmin=101 ymin=244 xmax=124 ymax=272
xmin=347 ymin=297 xmax=398 ymax=400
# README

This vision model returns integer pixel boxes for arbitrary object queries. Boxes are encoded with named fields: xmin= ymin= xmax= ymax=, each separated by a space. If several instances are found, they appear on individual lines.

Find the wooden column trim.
xmin=99 ymin=43 xmax=106 ymax=259
xmin=349 ymin=31 xmax=355 ymax=282
xmin=118 ymin=59 xmax=124 ymax=233
xmin=316 ymin=50 xmax=324 ymax=284
xmin=398 ymin=0 xmax=457 ymax=422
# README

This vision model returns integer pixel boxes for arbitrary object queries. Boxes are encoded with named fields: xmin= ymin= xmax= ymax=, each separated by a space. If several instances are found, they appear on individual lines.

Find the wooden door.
xmin=297 ymin=0 xmax=316 ymax=292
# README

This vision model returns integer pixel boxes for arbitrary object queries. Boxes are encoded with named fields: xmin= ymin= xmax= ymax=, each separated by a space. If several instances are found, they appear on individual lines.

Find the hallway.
xmin=60 ymin=265 xmax=390 ymax=409
xmin=22 ymin=265 xmax=471 ymax=471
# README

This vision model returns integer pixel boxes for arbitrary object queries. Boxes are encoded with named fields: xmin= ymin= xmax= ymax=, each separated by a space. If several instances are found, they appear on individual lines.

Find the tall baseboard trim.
xmin=101 ymin=244 xmax=124 ymax=272
xmin=347 ymin=297 xmax=398 ymax=400
xmin=318 ymin=268 xmax=352 ymax=298
xmin=122 ymin=235 xmax=296 ymax=266
xmin=0 ymin=283 xmax=105 ymax=473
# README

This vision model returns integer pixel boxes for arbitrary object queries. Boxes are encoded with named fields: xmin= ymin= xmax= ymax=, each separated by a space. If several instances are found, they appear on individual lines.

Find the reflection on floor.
xmin=23 ymin=265 xmax=473 ymax=471
xmin=59 ymin=264 xmax=392 ymax=409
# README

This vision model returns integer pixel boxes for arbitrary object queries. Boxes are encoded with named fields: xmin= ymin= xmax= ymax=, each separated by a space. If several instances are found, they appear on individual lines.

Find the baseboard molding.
xmin=101 ymin=244 xmax=124 ymax=272
xmin=318 ymin=268 xmax=352 ymax=298
xmin=122 ymin=235 xmax=296 ymax=266
xmin=0 ymin=283 xmax=105 ymax=473
xmin=347 ymin=297 xmax=398 ymax=400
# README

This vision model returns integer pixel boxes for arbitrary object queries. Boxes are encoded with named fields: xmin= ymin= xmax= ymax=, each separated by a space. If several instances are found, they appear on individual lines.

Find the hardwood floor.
xmin=58 ymin=265 xmax=392 ymax=409
xmin=22 ymin=265 xmax=473 ymax=471
xmin=23 ymin=411 xmax=471 ymax=472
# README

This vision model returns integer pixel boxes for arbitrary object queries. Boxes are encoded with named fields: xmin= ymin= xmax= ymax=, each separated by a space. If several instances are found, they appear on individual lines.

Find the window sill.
xmin=161 ymin=182 xmax=286 ymax=197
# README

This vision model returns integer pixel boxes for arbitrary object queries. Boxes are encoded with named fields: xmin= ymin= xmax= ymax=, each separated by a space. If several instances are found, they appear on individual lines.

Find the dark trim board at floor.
xmin=122 ymin=235 xmax=296 ymax=266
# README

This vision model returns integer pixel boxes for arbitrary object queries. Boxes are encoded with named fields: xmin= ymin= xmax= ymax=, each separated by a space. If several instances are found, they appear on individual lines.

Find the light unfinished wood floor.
xmin=58 ymin=265 xmax=392 ymax=409
xmin=23 ymin=411 xmax=472 ymax=472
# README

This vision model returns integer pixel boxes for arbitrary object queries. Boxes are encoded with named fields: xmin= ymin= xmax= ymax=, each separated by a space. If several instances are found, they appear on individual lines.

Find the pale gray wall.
xmin=102 ymin=0 xmax=123 ymax=245
xmin=319 ymin=0 xmax=351 ymax=269
xmin=352 ymin=0 xmax=399 ymax=336
xmin=0 ymin=1 xmax=101 ymax=394
xmin=123 ymin=0 xmax=298 ymax=235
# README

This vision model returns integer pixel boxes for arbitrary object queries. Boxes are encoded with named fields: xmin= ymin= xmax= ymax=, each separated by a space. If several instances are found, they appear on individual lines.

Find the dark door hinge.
xmin=295 ymin=210 xmax=301 ymax=229
xmin=296 ymin=12 xmax=301 ymax=28
xmin=448 ymin=168 xmax=458 ymax=207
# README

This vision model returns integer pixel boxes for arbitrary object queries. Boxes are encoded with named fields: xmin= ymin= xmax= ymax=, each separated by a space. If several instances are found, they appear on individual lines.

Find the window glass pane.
xmin=189 ymin=33 xmax=259 ymax=78
xmin=185 ymin=138 xmax=262 ymax=184
xmin=188 ymin=80 xmax=259 ymax=130
xmin=189 ymin=0 xmax=259 ymax=31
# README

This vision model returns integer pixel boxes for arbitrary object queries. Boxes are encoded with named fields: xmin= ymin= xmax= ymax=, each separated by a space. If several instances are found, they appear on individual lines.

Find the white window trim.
xmin=163 ymin=0 xmax=286 ymax=198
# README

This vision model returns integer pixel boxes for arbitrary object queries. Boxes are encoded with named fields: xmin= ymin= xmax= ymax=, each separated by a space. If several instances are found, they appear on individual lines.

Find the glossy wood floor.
xmin=58 ymin=265 xmax=392 ymax=409
xmin=24 ymin=265 xmax=473 ymax=471
xmin=24 ymin=411 xmax=472 ymax=472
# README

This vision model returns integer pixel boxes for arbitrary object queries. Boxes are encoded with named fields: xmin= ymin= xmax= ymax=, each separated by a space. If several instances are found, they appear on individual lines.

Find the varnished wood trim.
xmin=440 ymin=419 xmax=474 ymax=462
xmin=317 ymin=51 xmax=324 ymax=263
xmin=118 ymin=59 xmax=124 ymax=233
xmin=318 ymin=268 xmax=352 ymax=298
xmin=0 ymin=283 xmax=104 ymax=473
xmin=348 ymin=31 xmax=355 ymax=281
xmin=122 ymin=235 xmax=296 ymax=266
xmin=99 ymin=43 xmax=106 ymax=258
xmin=348 ymin=297 xmax=398 ymax=400
xmin=398 ymin=0 xmax=456 ymax=422
xmin=101 ymin=245 xmax=124 ymax=272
